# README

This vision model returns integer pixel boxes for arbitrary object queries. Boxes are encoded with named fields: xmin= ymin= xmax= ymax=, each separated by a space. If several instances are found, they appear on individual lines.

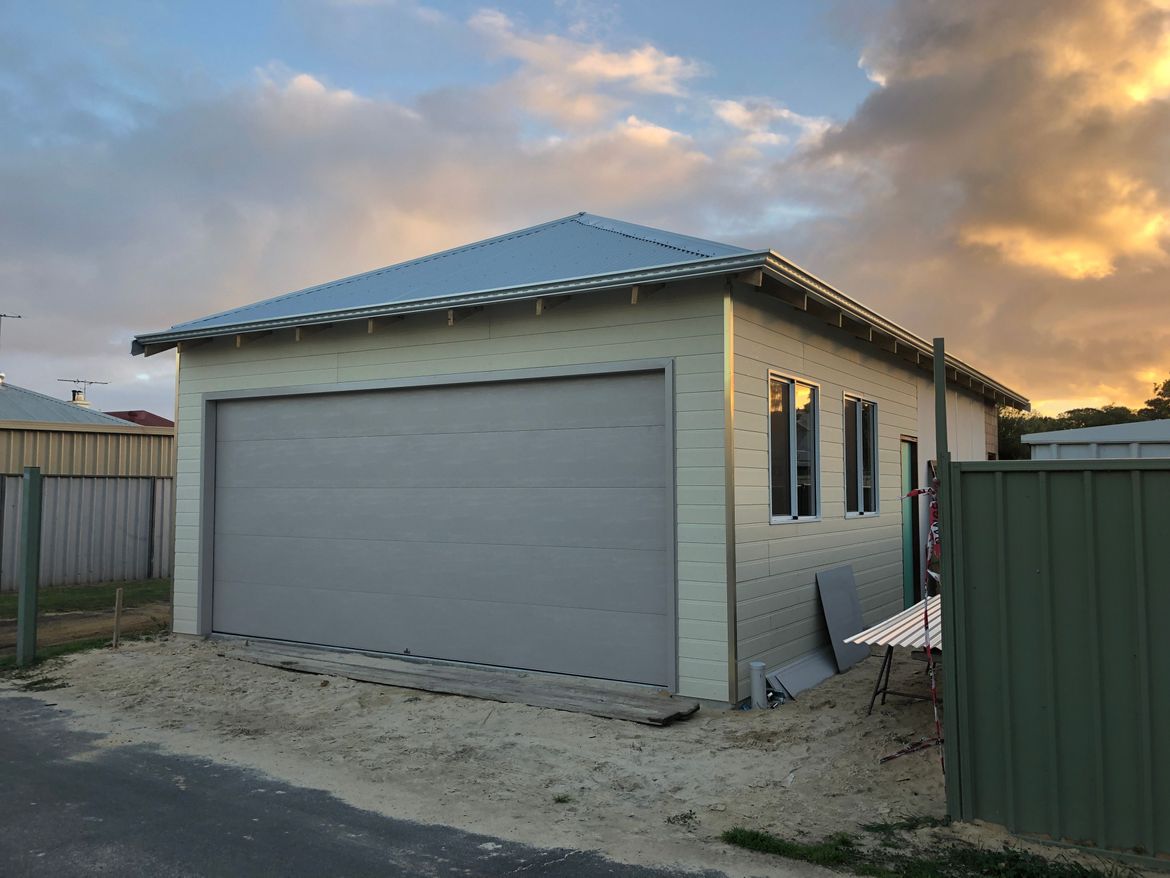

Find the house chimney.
xmin=0 ymin=373 xmax=6 ymax=385
xmin=71 ymin=388 xmax=90 ymax=407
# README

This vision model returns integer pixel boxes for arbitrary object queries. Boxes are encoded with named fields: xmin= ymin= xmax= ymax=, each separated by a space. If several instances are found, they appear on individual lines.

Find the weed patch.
xmin=722 ymin=825 xmax=1137 ymax=877
xmin=19 ymin=676 xmax=68 ymax=692
xmin=862 ymin=814 xmax=952 ymax=834
xmin=0 ymin=579 xmax=170 ymax=619
xmin=0 ymin=629 xmax=166 ymax=672
xmin=722 ymin=828 xmax=859 ymax=867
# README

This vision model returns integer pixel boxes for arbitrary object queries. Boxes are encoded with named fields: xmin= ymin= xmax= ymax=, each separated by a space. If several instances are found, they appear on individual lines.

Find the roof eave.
xmin=759 ymin=252 xmax=1030 ymax=410
xmin=131 ymin=251 xmax=770 ymax=354
xmin=132 ymin=247 xmax=1029 ymax=411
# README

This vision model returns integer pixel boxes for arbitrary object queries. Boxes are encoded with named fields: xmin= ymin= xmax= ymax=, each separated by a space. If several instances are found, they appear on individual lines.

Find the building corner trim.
xmin=723 ymin=284 xmax=739 ymax=702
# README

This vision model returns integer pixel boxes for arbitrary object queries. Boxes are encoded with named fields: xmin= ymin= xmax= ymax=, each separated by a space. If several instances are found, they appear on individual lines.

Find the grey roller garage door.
xmin=210 ymin=370 xmax=672 ymax=686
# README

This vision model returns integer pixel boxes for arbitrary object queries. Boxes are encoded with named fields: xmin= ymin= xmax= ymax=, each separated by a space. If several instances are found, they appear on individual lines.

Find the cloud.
xmin=324 ymin=0 xmax=449 ymax=23
xmin=0 ymin=41 xmax=752 ymax=413
xmin=960 ymin=171 xmax=1169 ymax=279
xmin=713 ymin=98 xmax=831 ymax=149
xmin=469 ymin=8 xmax=702 ymax=126
xmin=8 ymin=0 xmax=1168 ymax=420
xmin=816 ymin=0 xmax=1170 ymax=278
xmin=783 ymin=0 xmax=1170 ymax=411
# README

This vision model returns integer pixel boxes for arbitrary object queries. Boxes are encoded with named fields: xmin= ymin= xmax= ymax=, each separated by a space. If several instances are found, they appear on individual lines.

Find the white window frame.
xmin=843 ymin=393 xmax=880 ymax=518
xmin=767 ymin=371 xmax=821 ymax=524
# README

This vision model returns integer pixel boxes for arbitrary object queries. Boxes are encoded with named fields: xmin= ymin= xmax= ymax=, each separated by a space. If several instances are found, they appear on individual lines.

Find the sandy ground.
xmin=2 ymin=638 xmax=1130 ymax=876
xmin=0 ymin=602 xmax=170 ymax=654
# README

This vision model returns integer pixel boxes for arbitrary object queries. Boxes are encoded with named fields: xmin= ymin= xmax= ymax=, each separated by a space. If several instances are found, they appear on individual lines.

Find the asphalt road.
xmin=0 ymin=695 xmax=724 ymax=878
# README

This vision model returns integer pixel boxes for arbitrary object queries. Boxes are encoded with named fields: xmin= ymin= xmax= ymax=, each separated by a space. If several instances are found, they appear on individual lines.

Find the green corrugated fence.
xmin=942 ymin=459 xmax=1170 ymax=863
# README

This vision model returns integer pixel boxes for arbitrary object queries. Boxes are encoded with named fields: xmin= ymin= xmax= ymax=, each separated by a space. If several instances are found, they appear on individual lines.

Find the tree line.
xmin=998 ymin=375 xmax=1170 ymax=459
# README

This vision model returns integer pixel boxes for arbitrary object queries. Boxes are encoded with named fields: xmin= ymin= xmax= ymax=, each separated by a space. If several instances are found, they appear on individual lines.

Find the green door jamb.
xmin=900 ymin=439 xmax=917 ymax=608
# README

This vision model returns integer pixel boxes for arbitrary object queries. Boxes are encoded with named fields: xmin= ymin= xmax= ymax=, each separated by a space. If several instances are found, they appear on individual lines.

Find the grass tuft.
xmin=0 ymin=628 xmax=167 ymax=673
xmin=721 ymin=828 xmax=859 ymax=867
xmin=862 ymin=814 xmax=952 ymax=834
xmin=0 ymin=579 xmax=170 ymax=619
xmin=0 ymin=636 xmax=112 ymax=672
xmin=722 ymin=825 xmax=1139 ymax=878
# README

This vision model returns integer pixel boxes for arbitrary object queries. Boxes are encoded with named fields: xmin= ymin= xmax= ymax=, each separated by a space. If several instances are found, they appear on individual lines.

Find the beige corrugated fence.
xmin=0 ymin=420 xmax=175 ymax=590
xmin=0 ymin=421 xmax=174 ymax=477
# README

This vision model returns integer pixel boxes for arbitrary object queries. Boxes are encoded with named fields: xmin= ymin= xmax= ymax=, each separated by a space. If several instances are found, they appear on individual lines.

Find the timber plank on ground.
xmin=223 ymin=639 xmax=701 ymax=726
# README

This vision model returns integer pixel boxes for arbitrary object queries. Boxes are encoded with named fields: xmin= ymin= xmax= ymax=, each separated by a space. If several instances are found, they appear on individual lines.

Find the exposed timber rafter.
xmin=367 ymin=316 xmax=405 ymax=334
xmin=447 ymin=306 xmax=484 ymax=326
xmin=629 ymin=283 xmax=665 ymax=305
xmin=295 ymin=323 xmax=333 ymax=342
xmin=535 ymin=295 xmax=570 ymax=316
xmin=736 ymin=268 xmax=764 ymax=288
xmin=234 ymin=331 xmax=272 ymax=348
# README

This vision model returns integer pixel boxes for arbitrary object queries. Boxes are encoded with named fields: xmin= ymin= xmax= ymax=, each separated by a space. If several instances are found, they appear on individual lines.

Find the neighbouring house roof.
xmin=0 ymin=380 xmax=131 ymax=427
xmin=1023 ymin=419 xmax=1170 ymax=445
xmin=105 ymin=409 xmax=175 ymax=428
xmin=132 ymin=211 xmax=1029 ymax=409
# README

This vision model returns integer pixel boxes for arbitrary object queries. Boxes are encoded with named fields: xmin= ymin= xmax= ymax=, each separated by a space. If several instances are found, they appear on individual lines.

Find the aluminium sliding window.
xmin=769 ymin=373 xmax=819 ymax=522
xmin=844 ymin=395 xmax=878 ymax=515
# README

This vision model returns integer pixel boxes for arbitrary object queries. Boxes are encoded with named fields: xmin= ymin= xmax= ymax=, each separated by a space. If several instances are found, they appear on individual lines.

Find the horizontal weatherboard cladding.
xmin=730 ymin=291 xmax=993 ymax=699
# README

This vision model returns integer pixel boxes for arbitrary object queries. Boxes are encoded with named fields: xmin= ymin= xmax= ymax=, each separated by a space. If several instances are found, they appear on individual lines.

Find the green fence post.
xmin=15 ymin=465 xmax=43 ymax=667
xmin=933 ymin=339 xmax=962 ymax=817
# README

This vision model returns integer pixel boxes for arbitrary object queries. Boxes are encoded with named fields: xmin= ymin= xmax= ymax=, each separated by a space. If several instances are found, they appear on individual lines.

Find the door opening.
xmin=900 ymin=437 xmax=921 ymax=607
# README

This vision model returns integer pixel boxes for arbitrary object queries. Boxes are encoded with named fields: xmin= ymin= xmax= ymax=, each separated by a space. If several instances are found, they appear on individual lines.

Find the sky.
xmin=2 ymin=0 xmax=1169 ymax=416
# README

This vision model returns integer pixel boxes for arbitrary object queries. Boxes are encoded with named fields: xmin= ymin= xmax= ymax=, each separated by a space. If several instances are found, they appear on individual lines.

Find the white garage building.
xmin=134 ymin=213 xmax=1027 ymax=702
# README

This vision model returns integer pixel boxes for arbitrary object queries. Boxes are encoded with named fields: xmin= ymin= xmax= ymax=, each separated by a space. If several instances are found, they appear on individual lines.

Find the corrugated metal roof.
xmin=0 ymin=382 xmax=131 ymax=427
xmin=131 ymin=210 xmax=1029 ymax=409
xmin=1022 ymin=419 xmax=1170 ymax=444
xmin=845 ymin=596 xmax=942 ymax=650
xmin=162 ymin=212 xmax=750 ymax=335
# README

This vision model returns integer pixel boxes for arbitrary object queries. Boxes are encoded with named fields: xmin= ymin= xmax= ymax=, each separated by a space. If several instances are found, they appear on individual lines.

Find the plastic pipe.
xmin=750 ymin=661 xmax=767 ymax=709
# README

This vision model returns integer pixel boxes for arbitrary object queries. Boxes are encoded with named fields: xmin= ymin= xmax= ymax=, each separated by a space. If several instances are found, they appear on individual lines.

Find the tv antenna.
xmin=0 ymin=313 xmax=21 ymax=358
xmin=57 ymin=377 xmax=110 ymax=400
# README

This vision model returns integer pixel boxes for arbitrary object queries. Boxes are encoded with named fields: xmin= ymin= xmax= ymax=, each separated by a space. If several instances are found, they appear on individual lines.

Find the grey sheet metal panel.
xmin=814 ymin=565 xmax=871 ymax=672
xmin=211 ymin=370 xmax=672 ymax=686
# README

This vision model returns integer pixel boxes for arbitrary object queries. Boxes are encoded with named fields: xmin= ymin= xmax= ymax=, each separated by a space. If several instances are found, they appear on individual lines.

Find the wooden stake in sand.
xmin=112 ymin=587 xmax=124 ymax=649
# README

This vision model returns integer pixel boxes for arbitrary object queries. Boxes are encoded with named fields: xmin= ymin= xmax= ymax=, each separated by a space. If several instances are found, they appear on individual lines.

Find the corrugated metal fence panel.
xmin=40 ymin=477 xmax=151 ymax=585
xmin=0 ymin=427 xmax=175 ymax=477
xmin=151 ymin=477 xmax=174 ymax=579
xmin=0 ymin=476 xmax=20 ymax=590
xmin=945 ymin=459 xmax=1170 ymax=862
xmin=0 ymin=476 xmax=175 ymax=590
